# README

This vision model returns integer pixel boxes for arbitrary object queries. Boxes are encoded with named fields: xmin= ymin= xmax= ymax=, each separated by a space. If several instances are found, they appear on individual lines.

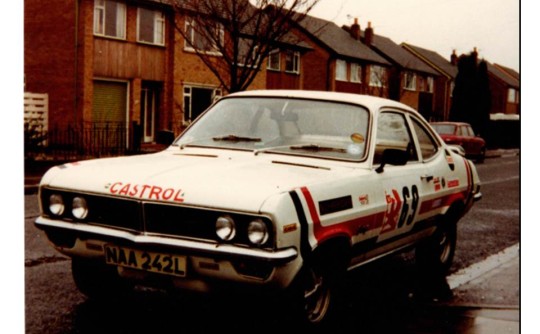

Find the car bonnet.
xmin=40 ymin=149 xmax=359 ymax=212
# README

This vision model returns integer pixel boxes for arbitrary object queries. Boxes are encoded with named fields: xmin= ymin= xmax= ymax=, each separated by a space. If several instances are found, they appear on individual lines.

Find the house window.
xmin=267 ymin=49 xmax=280 ymax=71
xmin=508 ymin=88 xmax=517 ymax=103
xmin=427 ymin=76 xmax=434 ymax=93
xmin=285 ymin=50 xmax=300 ymax=74
xmin=369 ymin=65 xmax=386 ymax=87
xmin=94 ymin=0 xmax=126 ymax=39
xmin=238 ymin=38 xmax=260 ymax=67
xmin=351 ymin=63 xmax=362 ymax=83
xmin=185 ymin=18 xmax=224 ymax=53
xmin=183 ymin=86 xmax=221 ymax=122
xmin=138 ymin=8 xmax=165 ymax=46
xmin=336 ymin=60 xmax=347 ymax=81
xmin=403 ymin=71 xmax=416 ymax=91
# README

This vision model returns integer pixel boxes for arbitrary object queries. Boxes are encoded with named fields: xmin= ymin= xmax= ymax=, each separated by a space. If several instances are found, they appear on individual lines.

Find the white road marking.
xmin=481 ymin=175 xmax=520 ymax=185
xmin=447 ymin=243 xmax=519 ymax=290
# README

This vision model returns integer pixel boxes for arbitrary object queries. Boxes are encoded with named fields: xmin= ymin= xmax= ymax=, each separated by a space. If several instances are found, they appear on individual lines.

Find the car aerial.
xmin=35 ymin=90 xmax=481 ymax=327
xmin=430 ymin=122 xmax=486 ymax=162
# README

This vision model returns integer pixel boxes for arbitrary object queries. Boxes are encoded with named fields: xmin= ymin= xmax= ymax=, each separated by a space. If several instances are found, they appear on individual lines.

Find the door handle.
xmin=420 ymin=175 xmax=433 ymax=182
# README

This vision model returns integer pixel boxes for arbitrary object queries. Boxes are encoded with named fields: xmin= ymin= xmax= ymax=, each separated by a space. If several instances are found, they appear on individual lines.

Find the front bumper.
xmin=35 ymin=217 xmax=300 ymax=290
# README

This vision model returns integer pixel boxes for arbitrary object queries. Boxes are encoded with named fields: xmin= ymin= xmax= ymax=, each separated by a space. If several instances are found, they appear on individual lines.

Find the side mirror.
xmin=376 ymin=148 xmax=408 ymax=173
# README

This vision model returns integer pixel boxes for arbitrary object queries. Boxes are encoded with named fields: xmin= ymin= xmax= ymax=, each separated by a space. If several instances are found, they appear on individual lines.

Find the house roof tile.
xmin=297 ymin=15 xmax=390 ymax=65
xmin=362 ymin=33 xmax=439 ymax=76
xmin=486 ymin=62 xmax=520 ymax=88
xmin=401 ymin=43 xmax=458 ymax=78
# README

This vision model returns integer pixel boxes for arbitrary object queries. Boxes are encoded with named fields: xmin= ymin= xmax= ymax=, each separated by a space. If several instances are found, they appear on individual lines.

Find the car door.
xmin=408 ymin=116 xmax=450 ymax=222
xmin=371 ymin=111 xmax=427 ymax=245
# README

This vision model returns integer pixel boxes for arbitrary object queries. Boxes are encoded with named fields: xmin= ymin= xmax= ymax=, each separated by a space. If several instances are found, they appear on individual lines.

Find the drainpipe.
xmin=74 ymin=0 xmax=79 ymax=124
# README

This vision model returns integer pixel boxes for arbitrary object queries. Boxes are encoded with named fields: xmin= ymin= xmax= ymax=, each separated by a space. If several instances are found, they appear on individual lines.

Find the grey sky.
xmin=309 ymin=0 xmax=520 ymax=71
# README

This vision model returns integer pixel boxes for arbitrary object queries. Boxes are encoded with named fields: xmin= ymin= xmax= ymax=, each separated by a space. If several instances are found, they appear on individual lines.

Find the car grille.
xmin=40 ymin=188 xmax=273 ymax=246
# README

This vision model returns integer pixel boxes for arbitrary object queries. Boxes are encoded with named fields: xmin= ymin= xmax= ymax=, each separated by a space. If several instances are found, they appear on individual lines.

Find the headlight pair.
xmin=215 ymin=215 xmax=269 ymax=246
xmin=48 ymin=194 xmax=89 ymax=220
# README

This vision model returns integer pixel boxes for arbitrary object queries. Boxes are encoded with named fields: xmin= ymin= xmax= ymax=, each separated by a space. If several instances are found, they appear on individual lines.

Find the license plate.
xmin=104 ymin=245 xmax=186 ymax=277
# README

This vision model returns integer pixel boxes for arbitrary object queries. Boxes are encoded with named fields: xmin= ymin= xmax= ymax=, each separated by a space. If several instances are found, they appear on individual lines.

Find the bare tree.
xmin=168 ymin=0 xmax=321 ymax=93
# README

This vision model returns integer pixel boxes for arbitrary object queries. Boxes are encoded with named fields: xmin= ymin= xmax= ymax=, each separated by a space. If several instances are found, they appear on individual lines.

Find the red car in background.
xmin=431 ymin=122 xmax=486 ymax=162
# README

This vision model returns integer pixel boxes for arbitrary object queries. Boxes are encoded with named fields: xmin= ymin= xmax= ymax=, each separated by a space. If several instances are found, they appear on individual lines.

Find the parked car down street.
xmin=430 ymin=122 xmax=487 ymax=163
xmin=34 ymin=90 xmax=482 ymax=328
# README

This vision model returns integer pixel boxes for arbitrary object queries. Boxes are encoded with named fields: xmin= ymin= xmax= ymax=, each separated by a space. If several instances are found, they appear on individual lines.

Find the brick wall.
xmin=25 ymin=0 xmax=78 ymax=127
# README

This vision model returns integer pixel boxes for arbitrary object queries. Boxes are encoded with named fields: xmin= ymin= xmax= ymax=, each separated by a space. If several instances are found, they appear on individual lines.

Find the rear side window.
xmin=411 ymin=118 xmax=439 ymax=160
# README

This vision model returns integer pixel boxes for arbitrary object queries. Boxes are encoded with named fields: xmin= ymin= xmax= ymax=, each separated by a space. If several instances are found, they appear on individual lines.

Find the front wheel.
xmin=286 ymin=258 xmax=346 ymax=329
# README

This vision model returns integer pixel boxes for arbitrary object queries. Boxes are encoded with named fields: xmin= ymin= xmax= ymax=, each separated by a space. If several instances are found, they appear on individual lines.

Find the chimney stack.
xmin=450 ymin=49 xmax=458 ymax=65
xmin=350 ymin=18 xmax=360 ymax=40
xmin=472 ymin=47 xmax=478 ymax=64
xmin=364 ymin=21 xmax=373 ymax=46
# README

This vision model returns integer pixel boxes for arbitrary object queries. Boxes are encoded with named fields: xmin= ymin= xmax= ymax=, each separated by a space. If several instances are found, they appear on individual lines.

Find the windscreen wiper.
xmin=289 ymin=144 xmax=347 ymax=153
xmin=212 ymin=135 xmax=262 ymax=142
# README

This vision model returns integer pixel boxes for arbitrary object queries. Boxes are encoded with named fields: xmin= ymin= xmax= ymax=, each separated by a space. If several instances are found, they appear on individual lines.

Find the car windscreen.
xmin=174 ymin=97 xmax=370 ymax=161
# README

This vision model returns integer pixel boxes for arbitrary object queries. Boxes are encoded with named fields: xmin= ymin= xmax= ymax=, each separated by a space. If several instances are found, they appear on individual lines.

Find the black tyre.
xmin=416 ymin=220 xmax=457 ymax=275
xmin=287 ymin=251 xmax=348 ymax=328
xmin=72 ymin=257 xmax=133 ymax=300
xmin=301 ymin=265 xmax=333 ymax=324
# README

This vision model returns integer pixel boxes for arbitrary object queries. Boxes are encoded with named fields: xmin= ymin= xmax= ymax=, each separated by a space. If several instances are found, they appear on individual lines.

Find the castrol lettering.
xmin=107 ymin=182 xmax=184 ymax=203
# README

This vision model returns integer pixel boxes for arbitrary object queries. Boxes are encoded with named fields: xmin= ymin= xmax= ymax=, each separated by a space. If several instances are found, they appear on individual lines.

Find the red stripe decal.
xmin=299 ymin=187 xmax=383 ymax=243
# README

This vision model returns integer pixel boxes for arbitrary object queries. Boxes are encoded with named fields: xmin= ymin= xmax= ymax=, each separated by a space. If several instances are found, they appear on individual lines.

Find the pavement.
xmin=23 ymin=148 xmax=521 ymax=333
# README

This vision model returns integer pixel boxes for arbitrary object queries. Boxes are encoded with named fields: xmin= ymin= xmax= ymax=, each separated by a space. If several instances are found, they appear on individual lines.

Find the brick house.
xmin=24 ymin=0 xmax=266 ymax=155
xmin=348 ymin=22 xmax=440 ymax=120
xmin=288 ymin=16 xmax=390 ymax=95
xmin=264 ymin=33 xmax=313 ymax=90
xmin=487 ymin=63 xmax=520 ymax=116
xmin=401 ymin=43 xmax=458 ymax=121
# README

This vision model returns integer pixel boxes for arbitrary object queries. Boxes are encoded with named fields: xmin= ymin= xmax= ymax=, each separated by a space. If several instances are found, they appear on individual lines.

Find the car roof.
xmin=226 ymin=90 xmax=419 ymax=116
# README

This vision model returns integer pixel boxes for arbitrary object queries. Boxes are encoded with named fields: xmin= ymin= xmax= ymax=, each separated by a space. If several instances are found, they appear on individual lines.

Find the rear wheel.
xmin=72 ymin=257 xmax=133 ymax=300
xmin=416 ymin=219 xmax=457 ymax=275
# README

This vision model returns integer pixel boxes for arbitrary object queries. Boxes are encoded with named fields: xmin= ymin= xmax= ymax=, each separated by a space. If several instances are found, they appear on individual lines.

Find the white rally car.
xmin=36 ymin=90 xmax=481 ymax=326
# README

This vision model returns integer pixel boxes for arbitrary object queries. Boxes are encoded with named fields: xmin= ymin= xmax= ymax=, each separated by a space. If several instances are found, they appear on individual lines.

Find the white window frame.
xmin=137 ymin=8 xmax=165 ymax=46
xmin=184 ymin=18 xmax=224 ymax=54
xmin=369 ymin=65 xmax=387 ymax=87
xmin=508 ymin=88 xmax=517 ymax=103
xmin=336 ymin=59 xmax=347 ymax=81
xmin=403 ymin=71 xmax=417 ymax=91
xmin=267 ymin=49 xmax=281 ymax=71
xmin=285 ymin=50 xmax=300 ymax=74
xmin=93 ymin=0 xmax=126 ymax=39
xmin=351 ymin=63 xmax=362 ymax=83
xmin=426 ymin=76 xmax=434 ymax=93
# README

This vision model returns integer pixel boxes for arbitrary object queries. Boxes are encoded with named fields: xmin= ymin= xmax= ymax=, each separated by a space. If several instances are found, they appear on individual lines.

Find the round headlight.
xmin=247 ymin=219 xmax=268 ymax=245
xmin=216 ymin=215 xmax=236 ymax=241
xmin=49 ymin=194 xmax=65 ymax=216
xmin=72 ymin=196 xmax=88 ymax=220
